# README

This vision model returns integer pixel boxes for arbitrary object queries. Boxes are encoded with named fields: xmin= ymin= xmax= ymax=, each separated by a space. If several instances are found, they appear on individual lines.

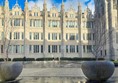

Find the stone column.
xmin=60 ymin=2 xmax=65 ymax=57
xmin=108 ymin=0 xmax=115 ymax=60
xmin=43 ymin=0 xmax=48 ymax=58
xmin=78 ymin=2 xmax=83 ymax=58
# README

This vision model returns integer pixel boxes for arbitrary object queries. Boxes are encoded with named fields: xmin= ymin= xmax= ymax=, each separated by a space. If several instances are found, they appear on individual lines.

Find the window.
xmin=59 ymin=45 xmax=61 ymax=53
xmin=69 ymin=34 xmax=75 ymax=40
xmin=33 ymin=45 xmax=39 ymax=53
xmin=59 ymin=33 xmax=61 ymax=40
xmin=2 ymin=19 xmax=4 ymax=26
xmin=66 ymin=33 xmax=68 ymax=40
xmin=87 ymin=33 xmax=92 ymax=40
xmin=13 ymin=45 xmax=20 ymax=53
xmin=22 ymin=19 xmax=24 ymax=26
xmin=48 ymin=45 xmax=51 ymax=53
xmin=15 ymin=11 xmax=19 ymax=15
xmin=14 ymin=32 xmax=20 ymax=40
xmin=66 ymin=45 xmax=69 ymax=53
xmin=9 ymin=32 xmax=12 ymax=39
xmin=1 ymin=45 xmax=3 ymax=53
xmin=52 ymin=33 xmax=57 ymax=40
xmin=29 ymin=32 xmax=32 ymax=40
xmin=14 ymin=19 xmax=20 ymax=26
xmin=83 ymin=34 xmax=85 ymax=40
xmin=48 ymin=20 xmax=51 ymax=27
xmin=116 ymin=32 xmax=118 ymax=43
xmin=70 ymin=45 xmax=75 ymax=53
xmin=52 ymin=13 xmax=56 ymax=17
xmin=8 ymin=45 xmax=12 ymax=53
xmin=1 ymin=32 xmax=4 ymax=39
xmin=21 ymin=32 xmax=24 ymax=40
xmin=52 ymin=45 xmax=57 ymax=53
xmin=29 ymin=32 xmax=43 ymax=40
xmin=87 ymin=45 xmax=92 ymax=53
xmin=10 ymin=19 xmax=13 ymax=26
xmin=21 ymin=45 xmax=24 ymax=53
xmin=41 ymin=33 xmax=43 ymax=40
xmin=76 ymin=45 xmax=79 ymax=53
xmin=49 ymin=20 xmax=60 ymax=28
xmin=34 ymin=12 xmax=38 ymax=16
xmin=66 ymin=21 xmax=76 ymax=28
xmin=87 ymin=21 xmax=91 ymax=28
xmin=76 ymin=34 xmax=79 ymax=40
xmin=41 ymin=45 xmax=43 ymax=53
xmin=30 ymin=19 xmax=42 ymax=27
xmin=92 ymin=33 xmax=95 ymax=40
xmin=48 ymin=33 xmax=50 ymax=40
xmin=30 ymin=20 xmax=33 ymax=27
xmin=34 ymin=33 xmax=39 ymax=40
xmin=83 ymin=45 xmax=86 ymax=53
xmin=29 ymin=45 xmax=32 ymax=53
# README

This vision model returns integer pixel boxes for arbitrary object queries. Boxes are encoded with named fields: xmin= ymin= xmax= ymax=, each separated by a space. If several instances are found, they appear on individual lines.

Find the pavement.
xmin=19 ymin=67 xmax=118 ymax=77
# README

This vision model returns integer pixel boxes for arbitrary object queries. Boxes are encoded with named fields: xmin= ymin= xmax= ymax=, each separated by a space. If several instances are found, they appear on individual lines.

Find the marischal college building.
xmin=0 ymin=0 xmax=118 ymax=60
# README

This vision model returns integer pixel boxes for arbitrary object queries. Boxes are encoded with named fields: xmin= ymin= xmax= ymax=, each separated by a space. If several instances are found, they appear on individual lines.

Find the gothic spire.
xmin=78 ymin=0 xmax=82 ymax=12
xmin=62 ymin=0 xmax=64 ymax=5
xmin=61 ymin=0 xmax=64 ymax=11
xmin=44 ymin=0 xmax=46 ymax=4
xmin=25 ymin=0 xmax=28 ymax=11
xmin=5 ymin=0 xmax=8 ymax=2
xmin=25 ymin=0 xmax=28 ymax=3
xmin=43 ymin=0 xmax=47 ymax=11
xmin=16 ymin=0 xmax=18 ymax=4
xmin=5 ymin=0 xmax=9 ymax=9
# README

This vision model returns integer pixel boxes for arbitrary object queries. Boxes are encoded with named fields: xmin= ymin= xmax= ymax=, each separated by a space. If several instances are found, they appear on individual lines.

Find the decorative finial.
xmin=5 ymin=0 xmax=8 ymax=2
xmin=34 ymin=2 xmax=37 ymax=6
xmin=78 ymin=0 xmax=81 ymax=7
xmin=62 ymin=0 xmax=64 ymax=5
xmin=25 ymin=0 xmax=28 ymax=3
xmin=44 ymin=0 xmax=46 ymax=4
xmin=16 ymin=0 xmax=18 ymax=5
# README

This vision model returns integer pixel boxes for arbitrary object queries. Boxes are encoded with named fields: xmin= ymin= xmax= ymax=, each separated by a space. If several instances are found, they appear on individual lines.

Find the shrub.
xmin=13 ymin=58 xmax=35 ymax=61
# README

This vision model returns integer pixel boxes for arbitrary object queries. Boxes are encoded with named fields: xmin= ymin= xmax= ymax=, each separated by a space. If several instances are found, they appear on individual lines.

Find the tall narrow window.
xmin=9 ymin=32 xmax=12 ymax=40
xmin=29 ymin=45 xmax=32 ymax=53
xmin=70 ymin=45 xmax=75 ymax=53
xmin=66 ymin=45 xmax=69 ymax=53
xmin=41 ymin=45 xmax=43 ymax=53
xmin=48 ymin=33 xmax=50 ymax=40
xmin=2 ymin=19 xmax=4 ymax=26
xmin=52 ymin=45 xmax=57 ymax=53
xmin=21 ymin=32 xmax=24 ymax=40
xmin=76 ymin=45 xmax=79 ymax=53
xmin=48 ymin=45 xmax=50 ymax=53
xmin=1 ymin=45 xmax=3 ymax=53
xmin=29 ymin=32 xmax=32 ymax=40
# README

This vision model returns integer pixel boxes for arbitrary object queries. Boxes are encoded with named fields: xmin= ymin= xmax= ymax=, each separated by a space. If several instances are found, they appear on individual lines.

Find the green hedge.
xmin=13 ymin=58 xmax=35 ymax=61
xmin=36 ymin=57 xmax=104 ymax=61
xmin=0 ymin=58 xmax=11 ymax=61
xmin=59 ymin=57 xmax=104 ymax=61
xmin=36 ymin=58 xmax=59 ymax=61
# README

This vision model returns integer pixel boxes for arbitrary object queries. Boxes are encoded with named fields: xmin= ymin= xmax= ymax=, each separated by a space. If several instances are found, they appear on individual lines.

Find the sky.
xmin=0 ymin=0 xmax=94 ymax=12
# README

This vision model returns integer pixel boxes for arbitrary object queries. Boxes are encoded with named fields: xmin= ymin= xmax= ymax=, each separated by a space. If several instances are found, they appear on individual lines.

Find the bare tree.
xmin=1 ymin=16 xmax=14 ymax=61
xmin=92 ymin=15 xmax=114 ymax=60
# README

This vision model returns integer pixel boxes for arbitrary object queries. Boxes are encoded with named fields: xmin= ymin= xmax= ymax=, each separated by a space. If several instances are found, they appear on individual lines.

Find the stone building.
xmin=94 ymin=0 xmax=118 ymax=60
xmin=0 ymin=0 xmax=94 ymax=59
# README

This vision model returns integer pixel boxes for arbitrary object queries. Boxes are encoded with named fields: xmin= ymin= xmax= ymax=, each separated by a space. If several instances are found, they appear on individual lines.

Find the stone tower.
xmin=94 ymin=0 xmax=118 ymax=60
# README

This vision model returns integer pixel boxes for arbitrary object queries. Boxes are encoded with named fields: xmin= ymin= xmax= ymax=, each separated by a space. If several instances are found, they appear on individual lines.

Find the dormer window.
xmin=70 ymin=14 xmax=74 ymax=18
xmin=15 ymin=11 xmax=19 ymax=15
xmin=52 ymin=13 xmax=56 ymax=17
xmin=34 ymin=12 xmax=38 ymax=16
